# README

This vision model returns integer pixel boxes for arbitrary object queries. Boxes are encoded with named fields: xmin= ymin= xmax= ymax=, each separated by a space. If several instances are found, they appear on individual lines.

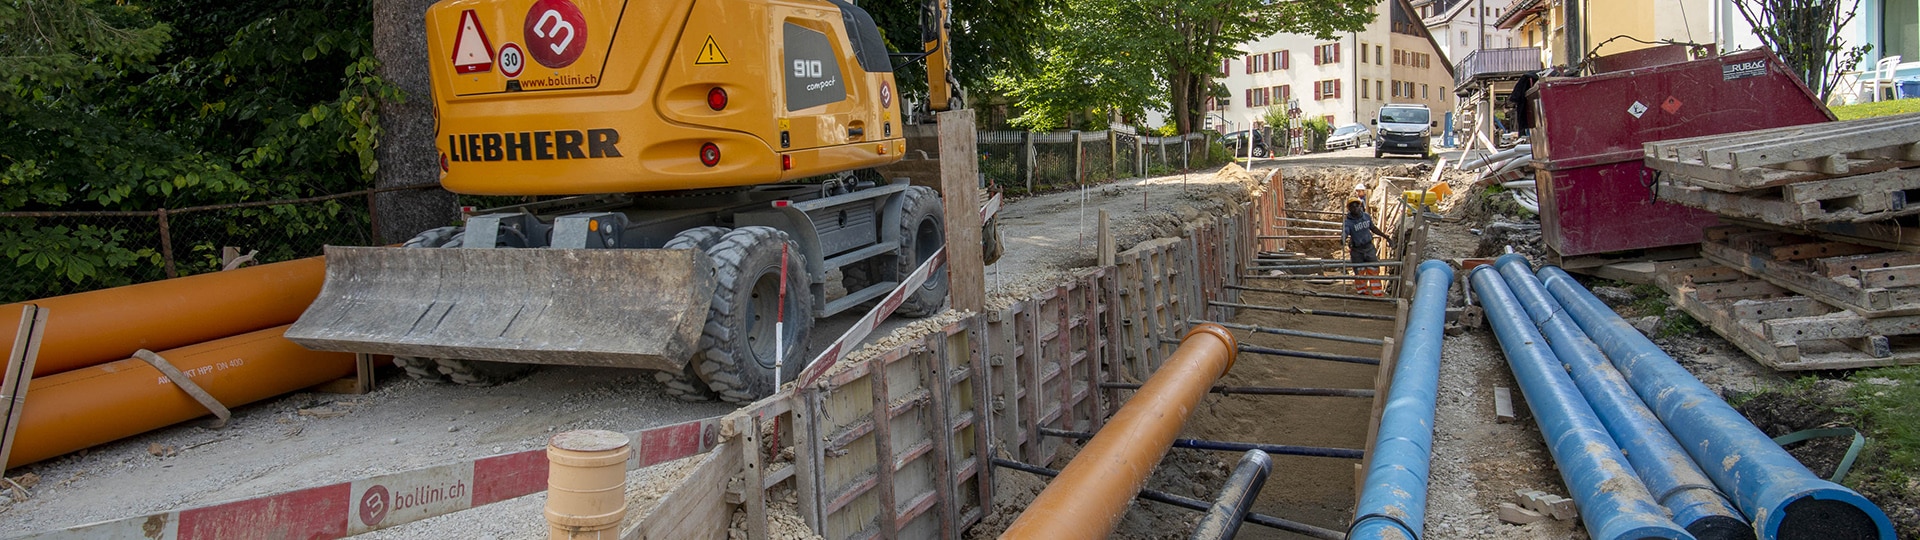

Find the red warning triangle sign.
xmin=452 ymin=10 xmax=494 ymax=74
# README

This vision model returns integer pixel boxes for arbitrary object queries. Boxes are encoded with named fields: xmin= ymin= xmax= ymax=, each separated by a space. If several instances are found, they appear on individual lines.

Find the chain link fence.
xmin=0 ymin=185 xmax=456 ymax=303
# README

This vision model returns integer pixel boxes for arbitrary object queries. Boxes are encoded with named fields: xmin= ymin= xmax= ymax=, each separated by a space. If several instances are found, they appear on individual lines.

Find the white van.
xmin=1372 ymin=104 xmax=1436 ymax=159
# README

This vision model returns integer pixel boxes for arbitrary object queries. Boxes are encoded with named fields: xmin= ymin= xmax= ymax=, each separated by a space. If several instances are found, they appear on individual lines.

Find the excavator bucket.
xmin=286 ymin=246 xmax=713 ymax=372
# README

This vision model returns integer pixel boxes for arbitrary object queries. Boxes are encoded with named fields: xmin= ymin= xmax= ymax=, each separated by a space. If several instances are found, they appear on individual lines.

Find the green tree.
xmin=865 ymin=0 xmax=1054 ymax=106
xmin=995 ymin=0 xmax=1373 ymax=134
xmin=1 ymin=0 xmax=391 ymax=301
xmin=1162 ymin=0 xmax=1374 ymax=134
xmin=1733 ymin=0 xmax=1870 ymax=101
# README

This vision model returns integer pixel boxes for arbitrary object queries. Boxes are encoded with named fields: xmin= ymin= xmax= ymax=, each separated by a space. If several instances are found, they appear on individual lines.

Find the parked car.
xmin=1220 ymin=129 xmax=1269 ymax=158
xmin=1327 ymin=124 xmax=1373 ymax=150
xmin=1374 ymin=103 xmax=1435 ymax=159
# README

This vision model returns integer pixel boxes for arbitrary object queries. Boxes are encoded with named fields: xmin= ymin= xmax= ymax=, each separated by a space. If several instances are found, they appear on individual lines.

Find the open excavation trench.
xmin=3 ymin=160 xmax=1419 ymax=540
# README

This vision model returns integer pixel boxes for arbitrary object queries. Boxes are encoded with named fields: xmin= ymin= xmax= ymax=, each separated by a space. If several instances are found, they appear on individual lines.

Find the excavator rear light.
xmin=707 ymin=87 xmax=728 ymax=110
xmin=699 ymin=143 xmax=721 ymax=167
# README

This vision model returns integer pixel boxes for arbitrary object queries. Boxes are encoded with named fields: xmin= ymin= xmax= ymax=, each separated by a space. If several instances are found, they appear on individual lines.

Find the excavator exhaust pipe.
xmin=286 ymin=246 xmax=715 ymax=371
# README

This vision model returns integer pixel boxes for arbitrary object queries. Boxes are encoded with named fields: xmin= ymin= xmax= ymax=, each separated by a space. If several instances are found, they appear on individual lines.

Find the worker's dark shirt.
xmin=1343 ymin=212 xmax=1379 ymax=263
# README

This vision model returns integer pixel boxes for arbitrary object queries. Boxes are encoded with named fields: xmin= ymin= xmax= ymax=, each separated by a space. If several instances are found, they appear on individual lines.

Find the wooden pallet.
xmin=1644 ymin=113 xmax=1920 ymax=191
xmin=1699 ymin=225 xmax=1920 ymax=316
xmin=1725 ymin=218 xmax=1920 ymax=253
xmin=1659 ymin=264 xmax=1920 ymax=370
xmin=1655 ymin=167 xmax=1920 ymax=225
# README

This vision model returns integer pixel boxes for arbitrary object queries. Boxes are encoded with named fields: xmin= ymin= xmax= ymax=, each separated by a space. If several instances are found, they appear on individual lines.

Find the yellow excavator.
xmin=286 ymin=0 xmax=972 ymax=402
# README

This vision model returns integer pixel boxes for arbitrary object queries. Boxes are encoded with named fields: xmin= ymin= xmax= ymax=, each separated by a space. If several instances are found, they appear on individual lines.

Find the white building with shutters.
xmin=1161 ymin=0 xmax=1456 ymax=143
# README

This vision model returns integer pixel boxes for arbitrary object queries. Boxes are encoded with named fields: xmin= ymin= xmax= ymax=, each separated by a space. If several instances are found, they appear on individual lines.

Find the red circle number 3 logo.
xmin=524 ymin=0 xmax=587 ymax=68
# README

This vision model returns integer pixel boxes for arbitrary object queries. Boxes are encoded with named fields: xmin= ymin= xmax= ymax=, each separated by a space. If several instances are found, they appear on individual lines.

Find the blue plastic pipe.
xmin=1493 ymin=255 xmax=1752 ymax=540
xmin=1539 ymin=266 xmax=1897 ymax=540
xmin=1470 ymin=265 xmax=1694 ymax=540
xmin=1349 ymin=260 xmax=1452 ymax=539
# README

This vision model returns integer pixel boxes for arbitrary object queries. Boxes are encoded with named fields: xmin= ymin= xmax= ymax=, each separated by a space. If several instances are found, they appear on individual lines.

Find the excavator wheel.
xmin=434 ymin=358 xmax=536 ymax=387
xmin=394 ymin=356 xmax=452 ymax=384
xmin=690 ymin=226 xmax=814 ymax=403
xmin=654 ymin=226 xmax=733 ymax=402
xmin=893 ymin=186 xmax=949 ymax=318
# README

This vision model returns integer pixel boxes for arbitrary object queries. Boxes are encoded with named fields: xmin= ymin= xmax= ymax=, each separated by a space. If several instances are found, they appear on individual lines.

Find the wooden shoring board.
xmin=923 ymin=325 xmax=958 ymax=540
xmin=1 ymin=304 xmax=44 ymax=474
xmin=1655 ymin=168 xmax=1920 ymax=225
xmin=1667 ymin=286 xmax=1920 ymax=370
xmin=630 ymin=441 xmax=741 ymax=540
xmin=959 ymin=317 xmax=992 ymax=532
xmin=1701 ymin=235 xmax=1920 ymax=316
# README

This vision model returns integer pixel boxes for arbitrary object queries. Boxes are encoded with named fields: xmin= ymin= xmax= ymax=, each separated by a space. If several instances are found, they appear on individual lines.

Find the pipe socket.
xmin=546 ymin=430 xmax=631 ymax=539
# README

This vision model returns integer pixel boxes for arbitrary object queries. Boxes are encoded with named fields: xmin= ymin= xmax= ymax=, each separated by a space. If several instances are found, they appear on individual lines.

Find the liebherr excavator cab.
xmin=287 ymin=0 xmax=966 ymax=402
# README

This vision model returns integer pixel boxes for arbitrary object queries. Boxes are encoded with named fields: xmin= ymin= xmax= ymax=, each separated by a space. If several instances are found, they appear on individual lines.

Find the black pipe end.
xmin=1684 ymin=515 xmax=1755 ymax=540
xmin=1778 ymin=496 xmax=1882 ymax=540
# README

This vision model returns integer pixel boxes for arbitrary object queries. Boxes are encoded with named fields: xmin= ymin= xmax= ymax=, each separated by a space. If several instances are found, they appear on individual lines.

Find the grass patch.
xmin=1830 ymin=98 xmax=1920 ymax=121
xmin=1737 ymin=370 xmax=1920 ymax=536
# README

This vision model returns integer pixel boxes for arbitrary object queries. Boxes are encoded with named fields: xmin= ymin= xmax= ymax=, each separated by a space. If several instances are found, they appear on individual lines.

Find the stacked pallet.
xmin=1645 ymin=113 xmax=1920 ymax=225
xmin=1642 ymin=114 xmax=1920 ymax=370
xmin=1656 ymin=226 xmax=1920 ymax=370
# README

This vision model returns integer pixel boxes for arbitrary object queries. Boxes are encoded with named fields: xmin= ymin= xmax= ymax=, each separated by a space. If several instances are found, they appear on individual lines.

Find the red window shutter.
xmin=1245 ymin=56 xmax=1252 ymax=73
xmin=1245 ymin=88 xmax=1253 ymax=107
xmin=1336 ymin=79 xmax=1343 ymax=98
xmin=1334 ymin=45 xmax=1341 ymax=63
xmin=1281 ymin=51 xmax=1290 ymax=69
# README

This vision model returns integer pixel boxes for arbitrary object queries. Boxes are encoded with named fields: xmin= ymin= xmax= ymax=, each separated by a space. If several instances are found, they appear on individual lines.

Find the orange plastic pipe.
xmin=1001 ymin=324 xmax=1239 ymax=540
xmin=0 ymin=257 xmax=325 ymax=378
xmin=6 ymin=325 xmax=354 ymax=468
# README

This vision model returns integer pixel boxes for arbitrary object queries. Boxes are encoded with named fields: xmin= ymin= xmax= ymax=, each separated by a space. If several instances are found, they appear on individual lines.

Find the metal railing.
xmin=1454 ymin=47 xmax=1545 ymax=88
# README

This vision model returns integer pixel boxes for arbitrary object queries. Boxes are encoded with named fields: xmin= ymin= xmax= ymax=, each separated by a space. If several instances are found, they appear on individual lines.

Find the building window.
xmin=1360 ymin=42 xmax=1368 ymax=63
xmin=1422 ymin=84 xmax=1429 ymax=99
xmin=1361 ymin=79 xmax=1370 ymax=99
xmin=1316 ymin=79 xmax=1341 ymax=99
xmin=1314 ymin=43 xmax=1341 ymax=65
xmin=1460 ymin=31 xmax=1468 ymax=46
xmin=1375 ymin=45 xmax=1383 ymax=65
xmin=1277 ymin=84 xmax=1290 ymax=104
xmin=1273 ymin=50 xmax=1290 ymax=70
xmin=1376 ymin=80 xmax=1383 ymax=100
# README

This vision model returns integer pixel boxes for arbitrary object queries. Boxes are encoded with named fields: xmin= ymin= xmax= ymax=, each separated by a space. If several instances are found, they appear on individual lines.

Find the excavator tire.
xmin=435 ymin=358 xmax=536 ymax=387
xmin=893 ymin=186 xmax=948 ymax=318
xmin=394 ymin=357 xmax=451 ymax=384
xmin=691 ymin=226 xmax=814 ymax=403
xmin=654 ymin=227 xmax=733 ymax=401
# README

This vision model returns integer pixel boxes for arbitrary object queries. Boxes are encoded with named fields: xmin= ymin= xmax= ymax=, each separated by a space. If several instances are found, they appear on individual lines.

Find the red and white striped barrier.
xmin=15 ymin=416 xmax=721 ymax=540
xmin=796 ymin=192 xmax=1002 ymax=388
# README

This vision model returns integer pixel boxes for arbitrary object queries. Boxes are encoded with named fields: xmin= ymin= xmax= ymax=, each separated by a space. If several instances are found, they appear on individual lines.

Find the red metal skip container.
xmin=1530 ymin=49 xmax=1833 ymax=257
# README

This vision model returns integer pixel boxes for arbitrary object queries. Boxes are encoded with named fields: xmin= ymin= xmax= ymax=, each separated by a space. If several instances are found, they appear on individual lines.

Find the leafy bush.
xmin=1303 ymin=117 xmax=1333 ymax=153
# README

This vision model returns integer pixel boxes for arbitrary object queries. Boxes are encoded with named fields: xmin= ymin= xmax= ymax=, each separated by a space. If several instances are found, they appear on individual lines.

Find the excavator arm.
xmin=920 ymin=0 xmax=959 ymax=111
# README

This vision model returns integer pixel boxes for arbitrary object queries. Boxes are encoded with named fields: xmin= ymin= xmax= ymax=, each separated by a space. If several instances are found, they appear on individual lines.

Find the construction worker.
xmin=1342 ymin=199 xmax=1393 ymax=296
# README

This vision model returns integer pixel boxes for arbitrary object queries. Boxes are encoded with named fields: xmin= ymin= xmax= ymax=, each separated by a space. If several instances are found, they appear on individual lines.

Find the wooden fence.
xmin=628 ymin=170 xmax=1304 ymax=540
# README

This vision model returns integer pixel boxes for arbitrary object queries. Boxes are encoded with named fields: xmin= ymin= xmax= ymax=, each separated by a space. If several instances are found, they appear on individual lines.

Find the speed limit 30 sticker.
xmin=498 ymin=43 xmax=525 ymax=78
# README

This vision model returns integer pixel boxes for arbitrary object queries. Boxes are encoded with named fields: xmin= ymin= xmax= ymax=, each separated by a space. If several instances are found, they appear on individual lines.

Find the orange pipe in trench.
xmin=6 ymin=325 xmax=354 ymax=469
xmin=1001 ymin=324 xmax=1239 ymax=540
xmin=0 ymin=256 xmax=325 ymax=378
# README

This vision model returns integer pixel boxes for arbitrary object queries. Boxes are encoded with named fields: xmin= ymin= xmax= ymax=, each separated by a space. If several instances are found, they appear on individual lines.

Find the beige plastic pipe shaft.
xmin=546 ymin=430 xmax=631 ymax=540
xmin=1001 ymin=323 xmax=1238 ymax=540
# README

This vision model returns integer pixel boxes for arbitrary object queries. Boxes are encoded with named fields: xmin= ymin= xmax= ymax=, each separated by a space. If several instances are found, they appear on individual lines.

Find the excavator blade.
xmin=286 ymin=246 xmax=714 ymax=371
